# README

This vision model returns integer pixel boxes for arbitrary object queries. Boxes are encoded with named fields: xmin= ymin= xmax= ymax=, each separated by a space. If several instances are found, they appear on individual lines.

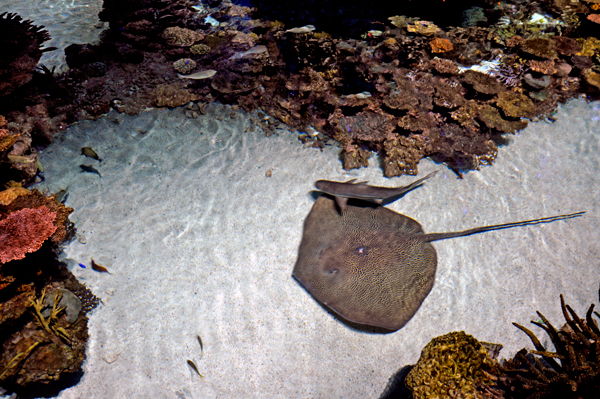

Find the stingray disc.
xmin=293 ymin=196 xmax=437 ymax=331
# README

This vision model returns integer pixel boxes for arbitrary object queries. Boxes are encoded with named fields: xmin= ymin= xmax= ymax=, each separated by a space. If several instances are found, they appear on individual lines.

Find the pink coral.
xmin=0 ymin=206 xmax=57 ymax=264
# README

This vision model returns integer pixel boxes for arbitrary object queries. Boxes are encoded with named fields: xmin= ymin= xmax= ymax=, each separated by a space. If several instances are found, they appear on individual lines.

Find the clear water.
xmin=2 ymin=1 xmax=599 ymax=397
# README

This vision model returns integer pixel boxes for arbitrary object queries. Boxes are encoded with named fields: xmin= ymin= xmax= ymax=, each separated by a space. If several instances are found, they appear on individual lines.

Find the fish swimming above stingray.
xmin=293 ymin=174 xmax=584 ymax=331
xmin=315 ymin=171 xmax=437 ymax=211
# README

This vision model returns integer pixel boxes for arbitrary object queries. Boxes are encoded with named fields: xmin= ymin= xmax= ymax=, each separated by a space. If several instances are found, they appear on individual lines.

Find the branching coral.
xmin=503 ymin=292 xmax=600 ymax=398
xmin=0 ymin=206 xmax=57 ymax=264
xmin=30 ymin=289 xmax=71 ymax=343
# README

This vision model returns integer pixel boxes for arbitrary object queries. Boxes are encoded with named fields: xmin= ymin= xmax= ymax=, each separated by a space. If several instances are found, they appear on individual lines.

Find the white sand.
xmin=27 ymin=99 xmax=598 ymax=398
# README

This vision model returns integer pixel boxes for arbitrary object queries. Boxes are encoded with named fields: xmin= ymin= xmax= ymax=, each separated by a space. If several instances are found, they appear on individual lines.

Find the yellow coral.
xmin=577 ymin=37 xmax=600 ymax=56
xmin=0 ymin=186 xmax=30 ymax=205
xmin=407 ymin=20 xmax=441 ymax=36
xmin=406 ymin=331 xmax=501 ymax=399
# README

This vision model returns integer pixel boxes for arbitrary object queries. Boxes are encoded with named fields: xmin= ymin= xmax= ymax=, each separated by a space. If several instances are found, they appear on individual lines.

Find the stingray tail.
xmin=423 ymin=211 xmax=585 ymax=242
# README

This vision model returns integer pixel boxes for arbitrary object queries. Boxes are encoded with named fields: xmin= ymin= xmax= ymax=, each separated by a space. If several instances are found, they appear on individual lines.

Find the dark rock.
xmin=65 ymin=44 xmax=103 ymax=69
xmin=82 ymin=62 xmax=108 ymax=78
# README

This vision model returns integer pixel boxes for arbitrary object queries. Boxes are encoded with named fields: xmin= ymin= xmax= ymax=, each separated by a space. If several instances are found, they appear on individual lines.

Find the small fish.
xmin=177 ymin=70 xmax=217 ymax=80
xmin=78 ymin=263 xmax=86 ymax=269
xmin=91 ymin=258 xmax=111 ymax=274
xmin=197 ymin=335 xmax=203 ymax=354
xmin=54 ymin=187 xmax=69 ymax=203
xmin=80 ymin=164 xmax=101 ymax=177
xmin=285 ymin=25 xmax=315 ymax=34
xmin=187 ymin=359 xmax=203 ymax=377
xmin=342 ymin=92 xmax=372 ymax=100
xmin=229 ymin=45 xmax=268 ymax=60
xmin=7 ymin=155 xmax=35 ymax=164
xmin=315 ymin=170 xmax=438 ymax=211
xmin=81 ymin=147 xmax=102 ymax=161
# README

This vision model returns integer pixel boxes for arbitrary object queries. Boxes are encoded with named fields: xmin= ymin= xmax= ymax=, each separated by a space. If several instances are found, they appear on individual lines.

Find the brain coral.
xmin=405 ymin=331 xmax=501 ymax=399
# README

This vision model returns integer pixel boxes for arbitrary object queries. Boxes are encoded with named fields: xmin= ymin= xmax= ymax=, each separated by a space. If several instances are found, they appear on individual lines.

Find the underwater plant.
xmin=502 ymin=291 xmax=600 ymax=398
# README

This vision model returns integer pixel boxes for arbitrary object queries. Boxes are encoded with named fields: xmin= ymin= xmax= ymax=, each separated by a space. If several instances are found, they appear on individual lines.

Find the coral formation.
xmin=0 ymin=12 xmax=52 ymax=97
xmin=173 ymin=58 xmax=197 ymax=74
xmin=391 ymin=289 xmax=600 ymax=399
xmin=3 ymin=0 xmax=600 ymax=185
xmin=502 ymin=292 xmax=600 ymax=398
xmin=0 ymin=206 xmax=57 ymax=264
xmin=405 ymin=331 xmax=503 ymax=399
xmin=0 ymin=186 xmax=95 ymax=396
xmin=162 ymin=26 xmax=204 ymax=47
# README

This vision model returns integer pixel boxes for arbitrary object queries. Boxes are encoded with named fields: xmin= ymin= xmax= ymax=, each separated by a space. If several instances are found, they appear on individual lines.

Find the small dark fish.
xmin=197 ymin=335 xmax=203 ymax=354
xmin=80 ymin=164 xmax=101 ymax=177
xmin=78 ymin=263 xmax=86 ymax=269
xmin=54 ymin=187 xmax=69 ymax=203
xmin=81 ymin=146 xmax=102 ymax=161
xmin=315 ymin=171 xmax=437 ymax=211
xmin=91 ymin=258 xmax=111 ymax=274
xmin=187 ymin=359 xmax=203 ymax=377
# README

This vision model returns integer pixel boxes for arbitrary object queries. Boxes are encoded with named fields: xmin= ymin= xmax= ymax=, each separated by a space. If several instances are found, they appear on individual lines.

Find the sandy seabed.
xmin=25 ymin=98 xmax=598 ymax=398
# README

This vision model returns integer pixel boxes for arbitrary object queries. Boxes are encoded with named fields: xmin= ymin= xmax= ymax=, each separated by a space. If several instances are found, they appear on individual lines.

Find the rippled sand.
xmin=30 ymin=100 xmax=599 ymax=399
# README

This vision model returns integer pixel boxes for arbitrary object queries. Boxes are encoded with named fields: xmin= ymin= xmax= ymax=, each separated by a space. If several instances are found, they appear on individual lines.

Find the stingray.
xmin=292 ymin=195 xmax=584 ymax=331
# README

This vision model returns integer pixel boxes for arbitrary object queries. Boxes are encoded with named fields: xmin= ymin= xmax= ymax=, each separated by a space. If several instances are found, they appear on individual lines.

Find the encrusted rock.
xmin=173 ymin=58 xmax=197 ymax=74
xmin=162 ymin=27 xmax=203 ymax=47
xmin=43 ymin=288 xmax=82 ymax=325
xmin=190 ymin=43 xmax=210 ymax=55
xmin=405 ymin=331 xmax=502 ymax=399
xmin=496 ymin=91 xmax=535 ymax=118
xmin=520 ymin=38 xmax=557 ymax=59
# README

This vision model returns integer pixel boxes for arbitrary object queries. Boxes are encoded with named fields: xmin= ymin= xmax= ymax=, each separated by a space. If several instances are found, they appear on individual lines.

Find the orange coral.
xmin=588 ymin=13 xmax=600 ymax=24
xmin=0 ymin=129 xmax=18 ymax=152
xmin=0 ymin=206 xmax=57 ymax=264
xmin=430 ymin=37 xmax=453 ymax=53
xmin=0 ymin=187 xmax=30 ymax=206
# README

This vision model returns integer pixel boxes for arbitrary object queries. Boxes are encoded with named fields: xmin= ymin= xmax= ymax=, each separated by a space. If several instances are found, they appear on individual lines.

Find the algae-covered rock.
xmin=520 ymin=38 xmax=558 ymax=59
xmin=496 ymin=91 xmax=536 ymax=119
xmin=405 ymin=331 xmax=502 ymax=399
xmin=340 ymin=147 xmax=371 ymax=170
xmin=461 ymin=70 xmax=505 ymax=95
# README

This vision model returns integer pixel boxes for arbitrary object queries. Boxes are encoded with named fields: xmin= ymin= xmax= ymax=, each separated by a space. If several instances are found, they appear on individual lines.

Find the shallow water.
xmin=3 ymin=0 xmax=600 ymax=397
xmin=28 ymin=99 xmax=599 ymax=399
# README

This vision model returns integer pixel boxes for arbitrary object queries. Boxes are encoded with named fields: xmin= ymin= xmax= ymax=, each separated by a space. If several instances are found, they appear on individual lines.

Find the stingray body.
xmin=292 ymin=196 xmax=583 ymax=331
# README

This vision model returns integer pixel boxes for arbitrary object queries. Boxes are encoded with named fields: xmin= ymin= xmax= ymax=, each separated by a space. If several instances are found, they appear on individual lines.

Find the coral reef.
xmin=0 ymin=187 xmax=97 ymax=396
xmin=3 ymin=0 xmax=600 ymax=185
xmin=162 ymin=27 xmax=204 ymax=47
xmin=385 ymin=289 xmax=600 ymax=399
